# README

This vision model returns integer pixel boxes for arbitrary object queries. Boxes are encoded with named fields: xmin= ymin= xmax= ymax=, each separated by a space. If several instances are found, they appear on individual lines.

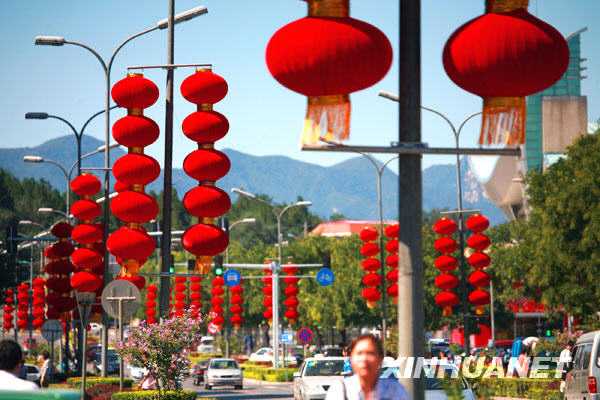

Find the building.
xmin=310 ymin=220 xmax=397 ymax=238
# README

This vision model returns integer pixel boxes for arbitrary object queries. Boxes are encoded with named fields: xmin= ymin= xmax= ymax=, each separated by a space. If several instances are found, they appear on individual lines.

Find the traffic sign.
xmin=223 ymin=269 xmax=241 ymax=287
xmin=41 ymin=319 xmax=62 ymax=342
xmin=316 ymin=267 xmax=335 ymax=286
xmin=101 ymin=280 xmax=141 ymax=320
xmin=297 ymin=327 xmax=313 ymax=345
xmin=281 ymin=331 xmax=294 ymax=345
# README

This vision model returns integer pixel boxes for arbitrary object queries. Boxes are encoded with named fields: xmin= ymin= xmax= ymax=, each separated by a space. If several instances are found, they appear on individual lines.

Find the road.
xmin=184 ymin=377 xmax=293 ymax=399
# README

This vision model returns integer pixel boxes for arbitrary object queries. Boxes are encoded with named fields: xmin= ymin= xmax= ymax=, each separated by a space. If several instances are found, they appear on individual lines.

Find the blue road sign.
xmin=281 ymin=332 xmax=294 ymax=345
xmin=316 ymin=267 xmax=335 ymax=286
xmin=223 ymin=269 xmax=241 ymax=287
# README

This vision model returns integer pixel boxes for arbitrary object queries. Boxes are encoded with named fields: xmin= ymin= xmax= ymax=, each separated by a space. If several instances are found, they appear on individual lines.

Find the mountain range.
xmin=0 ymin=135 xmax=506 ymax=224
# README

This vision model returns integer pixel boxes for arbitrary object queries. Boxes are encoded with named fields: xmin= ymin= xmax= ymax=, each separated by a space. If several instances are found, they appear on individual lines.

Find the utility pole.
xmin=398 ymin=1 xmax=425 ymax=399
xmin=159 ymin=0 xmax=175 ymax=318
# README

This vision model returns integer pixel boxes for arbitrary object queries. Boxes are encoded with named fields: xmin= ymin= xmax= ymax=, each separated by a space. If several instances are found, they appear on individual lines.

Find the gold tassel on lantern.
xmin=479 ymin=0 xmax=529 ymax=145
xmin=443 ymin=306 xmax=453 ymax=317
xmin=366 ymin=300 xmax=377 ymax=309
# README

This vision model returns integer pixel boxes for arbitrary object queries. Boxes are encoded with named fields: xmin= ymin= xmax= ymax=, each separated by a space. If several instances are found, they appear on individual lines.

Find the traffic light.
xmin=169 ymin=254 xmax=175 ymax=274
xmin=213 ymin=255 xmax=224 ymax=276
xmin=322 ymin=252 xmax=331 ymax=268
xmin=187 ymin=259 xmax=195 ymax=271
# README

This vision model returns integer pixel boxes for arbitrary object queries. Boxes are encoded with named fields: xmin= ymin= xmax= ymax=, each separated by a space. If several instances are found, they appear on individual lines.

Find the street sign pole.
xmin=106 ymin=296 xmax=136 ymax=392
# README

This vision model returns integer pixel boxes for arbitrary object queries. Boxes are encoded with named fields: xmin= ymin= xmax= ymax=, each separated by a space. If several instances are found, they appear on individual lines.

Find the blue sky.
xmin=1 ymin=0 xmax=598 ymax=171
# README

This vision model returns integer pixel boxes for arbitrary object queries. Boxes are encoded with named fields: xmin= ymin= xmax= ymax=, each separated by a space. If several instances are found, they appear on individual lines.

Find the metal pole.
xmin=376 ymin=171 xmax=387 ymax=350
xmin=490 ymin=280 xmax=495 ymax=345
xmin=81 ymin=327 xmax=87 ymax=400
xmin=159 ymin=0 xmax=175 ymax=319
xmin=454 ymin=133 xmax=470 ymax=354
xmin=118 ymin=299 xmax=124 ymax=391
xmin=398 ymin=0 xmax=424 ymax=398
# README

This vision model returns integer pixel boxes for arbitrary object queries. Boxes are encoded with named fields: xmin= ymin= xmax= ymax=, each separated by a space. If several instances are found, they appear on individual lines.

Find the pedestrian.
xmin=0 ymin=339 xmax=39 ymax=391
xmin=326 ymin=334 xmax=408 ymax=400
xmin=342 ymin=346 xmax=352 ymax=375
xmin=140 ymin=371 xmax=157 ymax=390
xmin=559 ymin=340 xmax=574 ymax=393
xmin=38 ymin=350 xmax=52 ymax=388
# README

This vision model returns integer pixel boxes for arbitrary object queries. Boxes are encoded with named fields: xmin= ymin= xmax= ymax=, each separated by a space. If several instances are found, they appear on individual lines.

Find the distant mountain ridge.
xmin=0 ymin=135 xmax=505 ymax=224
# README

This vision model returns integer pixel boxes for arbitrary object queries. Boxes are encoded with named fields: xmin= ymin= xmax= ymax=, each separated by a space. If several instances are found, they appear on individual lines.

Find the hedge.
xmin=66 ymin=377 xmax=134 ymax=389
xmin=241 ymin=362 xmax=297 ymax=382
xmin=474 ymin=377 xmax=562 ymax=400
xmin=111 ymin=390 xmax=197 ymax=400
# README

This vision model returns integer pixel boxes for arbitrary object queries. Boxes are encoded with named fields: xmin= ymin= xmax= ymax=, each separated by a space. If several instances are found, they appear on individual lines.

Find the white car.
xmin=127 ymin=365 xmax=148 ymax=381
xmin=381 ymin=361 xmax=476 ymax=400
xmin=24 ymin=364 xmax=40 ymax=384
xmin=205 ymin=358 xmax=243 ymax=390
xmin=293 ymin=357 xmax=347 ymax=400
xmin=197 ymin=336 xmax=219 ymax=354
xmin=249 ymin=347 xmax=298 ymax=365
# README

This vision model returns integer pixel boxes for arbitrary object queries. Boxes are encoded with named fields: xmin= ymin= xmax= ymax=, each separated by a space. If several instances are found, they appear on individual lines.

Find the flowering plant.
xmin=117 ymin=311 xmax=204 ymax=391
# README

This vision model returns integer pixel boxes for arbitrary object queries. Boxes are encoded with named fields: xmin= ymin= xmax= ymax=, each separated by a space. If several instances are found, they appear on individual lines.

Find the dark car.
xmin=192 ymin=360 xmax=210 ymax=386
xmin=93 ymin=349 xmax=120 ymax=375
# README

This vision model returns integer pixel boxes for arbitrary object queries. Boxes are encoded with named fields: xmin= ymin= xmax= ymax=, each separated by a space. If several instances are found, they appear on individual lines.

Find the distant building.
xmin=470 ymin=28 xmax=588 ymax=220
xmin=310 ymin=220 xmax=397 ymax=238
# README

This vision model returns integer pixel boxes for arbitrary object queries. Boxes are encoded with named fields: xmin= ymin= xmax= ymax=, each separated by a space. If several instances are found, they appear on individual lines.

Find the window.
xmin=303 ymin=360 xmax=345 ymax=377
xmin=581 ymin=344 xmax=593 ymax=371
xmin=210 ymin=360 xmax=238 ymax=370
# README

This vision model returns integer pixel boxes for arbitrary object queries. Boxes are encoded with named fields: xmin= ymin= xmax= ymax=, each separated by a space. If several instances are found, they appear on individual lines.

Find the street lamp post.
xmin=379 ymin=90 xmax=482 ymax=353
xmin=35 ymin=8 xmax=207 ymax=374
xmin=231 ymin=188 xmax=311 ymax=368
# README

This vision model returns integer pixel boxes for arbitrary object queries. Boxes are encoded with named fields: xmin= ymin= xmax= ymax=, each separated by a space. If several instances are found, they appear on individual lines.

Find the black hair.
xmin=349 ymin=334 xmax=384 ymax=359
xmin=0 ymin=340 xmax=23 ymax=371
xmin=41 ymin=350 xmax=50 ymax=359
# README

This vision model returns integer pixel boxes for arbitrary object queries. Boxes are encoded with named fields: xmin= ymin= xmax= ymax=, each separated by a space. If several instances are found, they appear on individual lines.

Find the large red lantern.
xmin=435 ymin=291 xmax=459 ymax=317
xmin=265 ymin=0 xmax=392 ymax=144
xmin=443 ymin=0 xmax=569 ymax=145
xmin=468 ymin=289 xmax=491 ymax=315
xmin=109 ymin=73 xmax=160 ymax=287
xmin=433 ymin=217 xmax=458 ymax=236
xmin=180 ymin=68 xmax=231 ymax=275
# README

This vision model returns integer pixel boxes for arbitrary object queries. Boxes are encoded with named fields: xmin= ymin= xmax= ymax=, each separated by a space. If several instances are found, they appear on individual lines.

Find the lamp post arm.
xmin=457 ymin=112 xmax=483 ymax=137
xmin=47 ymin=115 xmax=79 ymax=138
xmin=421 ymin=106 xmax=458 ymax=138
xmin=80 ymin=105 xmax=119 ymax=137
xmin=107 ymin=26 xmax=160 ymax=73
xmin=64 ymin=40 xmax=108 ymax=73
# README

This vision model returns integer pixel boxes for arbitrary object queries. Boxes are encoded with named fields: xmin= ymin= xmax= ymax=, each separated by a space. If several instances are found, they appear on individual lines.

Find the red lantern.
xmin=435 ymin=291 xmax=459 ymax=316
xmin=111 ymin=191 xmax=159 ymax=223
xmin=71 ymin=272 xmax=102 ymax=293
xmin=467 ymin=252 xmax=491 ymax=269
xmin=361 ymin=258 xmax=380 ymax=272
xmin=443 ymin=2 xmax=569 ymax=145
xmin=182 ymin=111 xmax=229 ymax=143
xmin=182 ymin=186 xmax=231 ymax=218
xmin=111 ymin=73 xmax=159 ymax=109
xmin=181 ymin=69 xmax=228 ymax=105
xmin=433 ymin=217 xmax=458 ymax=235
xmin=183 ymin=149 xmax=231 ymax=182
xmin=468 ymin=270 xmax=491 ymax=288
xmin=70 ymin=174 xmax=101 ymax=197
xmin=360 ymin=242 xmax=379 ymax=258
xmin=71 ymin=224 xmax=103 ymax=245
xmin=266 ymin=0 xmax=392 ymax=144
xmin=107 ymin=227 xmax=155 ymax=261
xmin=112 ymin=115 xmax=160 ymax=148
xmin=469 ymin=289 xmax=490 ymax=315
xmin=466 ymin=233 xmax=491 ymax=251
xmin=71 ymin=199 xmax=101 ymax=221
xmin=112 ymin=154 xmax=160 ymax=186
xmin=71 ymin=248 xmax=103 ymax=270
xmin=51 ymin=222 xmax=73 ymax=239
xmin=466 ymin=214 xmax=490 ymax=233
xmin=182 ymin=224 xmax=229 ymax=257
xmin=361 ymin=287 xmax=381 ymax=308
xmin=435 ymin=273 xmax=459 ymax=291
xmin=362 ymin=273 xmax=382 ymax=287
xmin=434 ymin=237 xmax=458 ymax=254
xmin=384 ymin=224 xmax=399 ymax=238
xmin=359 ymin=227 xmax=378 ymax=242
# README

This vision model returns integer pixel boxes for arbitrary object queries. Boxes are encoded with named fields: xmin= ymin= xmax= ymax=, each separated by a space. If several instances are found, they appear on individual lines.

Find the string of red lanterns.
xmin=262 ymin=261 xmax=273 ymax=324
xmin=180 ymin=68 xmax=230 ymax=280
xmin=466 ymin=214 xmax=491 ymax=316
xmin=174 ymin=276 xmax=187 ymax=318
xmin=46 ymin=222 xmax=76 ymax=322
xmin=443 ymin=0 xmax=569 ymax=145
xmin=359 ymin=227 xmax=381 ymax=309
xmin=384 ymin=224 xmax=400 ymax=302
xmin=229 ymin=281 xmax=244 ymax=331
xmin=210 ymin=275 xmax=225 ymax=329
xmin=107 ymin=73 xmax=161 ymax=290
xmin=266 ymin=0 xmax=393 ymax=144
xmin=2 ymin=289 xmax=14 ymax=332
xmin=189 ymin=276 xmax=202 ymax=321
xmin=432 ymin=217 xmax=460 ymax=316
xmin=283 ymin=260 xmax=299 ymax=326
xmin=145 ymin=284 xmax=158 ymax=324
xmin=31 ymin=277 xmax=46 ymax=329
xmin=16 ymin=283 xmax=29 ymax=331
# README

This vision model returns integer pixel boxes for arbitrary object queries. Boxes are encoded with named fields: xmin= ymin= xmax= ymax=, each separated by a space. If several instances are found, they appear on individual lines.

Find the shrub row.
xmin=474 ymin=377 xmax=562 ymax=400
xmin=242 ymin=363 xmax=297 ymax=382
xmin=111 ymin=390 xmax=197 ymax=400
xmin=66 ymin=377 xmax=134 ymax=389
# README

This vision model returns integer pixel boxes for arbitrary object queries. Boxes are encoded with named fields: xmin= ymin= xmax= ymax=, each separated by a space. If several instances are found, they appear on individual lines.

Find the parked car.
xmin=94 ymin=349 xmax=120 ymax=375
xmin=204 ymin=358 xmax=243 ymax=390
xmin=191 ymin=360 xmax=210 ymax=386
xmin=564 ymin=330 xmax=600 ymax=400
xmin=381 ymin=361 xmax=476 ymax=400
xmin=197 ymin=336 xmax=218 ymax=354
xmin=249 ymin=347 xmax=298 ymax=365
xmin=23 ymin=363 xmax=40 ymax=385
xmin=293 ymin=357 xmax=347 ymax=400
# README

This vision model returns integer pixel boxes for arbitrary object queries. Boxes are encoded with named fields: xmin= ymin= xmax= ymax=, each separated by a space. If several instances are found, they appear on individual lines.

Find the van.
xmin=565 ymin=330 xmax=600 ymax=400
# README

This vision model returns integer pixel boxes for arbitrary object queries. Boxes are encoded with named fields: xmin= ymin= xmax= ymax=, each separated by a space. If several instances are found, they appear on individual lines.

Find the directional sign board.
xmin=101 ymin=280 xmax=141 ymax=320
xmin=316 ymin=267 xmax=335 ymax=286
xmin=297 ymin=327 xmax=313 ymax=345
xmin=224 ymin=269 xmax=241 ymax=287
xmin=281 ymin=331 xmax=294 ymax=345
xmin=41 ymin=319 xmax=62 ymax=343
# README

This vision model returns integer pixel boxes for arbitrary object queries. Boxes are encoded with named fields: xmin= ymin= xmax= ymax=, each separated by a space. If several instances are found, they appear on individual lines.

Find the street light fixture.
xmin=24 ymin=112 xmax=49 ymax=119
xmin=156 ymin=6 xmax=208 ymax=29
xmin=378 ymin=90 xmax=399 ymax=102
xmin=23 ymin=156 xmax=43 ymax=163
xmin=38 ymin=208 xmax=68 ymax=218
xmin=34 ymin=36 xmax=65 ymax=46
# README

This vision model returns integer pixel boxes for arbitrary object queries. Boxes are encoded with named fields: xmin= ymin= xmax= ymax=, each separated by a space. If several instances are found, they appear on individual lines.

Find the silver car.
xmin=204 ymin=358 xmax=243 ymax=390
xmin=293 ymin=357 xmax=347 ymax=400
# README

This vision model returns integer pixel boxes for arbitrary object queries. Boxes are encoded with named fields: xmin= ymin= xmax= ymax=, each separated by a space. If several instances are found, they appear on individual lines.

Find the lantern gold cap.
xmin=486 ymin=0 xmax=529 ymax=13
xmin=306 ymin=0 xmax=349 ymax=18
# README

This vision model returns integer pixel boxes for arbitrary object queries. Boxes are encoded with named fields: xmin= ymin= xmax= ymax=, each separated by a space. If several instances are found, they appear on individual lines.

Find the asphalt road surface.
xmin=184 ymin=377 xmax=293 ymax=399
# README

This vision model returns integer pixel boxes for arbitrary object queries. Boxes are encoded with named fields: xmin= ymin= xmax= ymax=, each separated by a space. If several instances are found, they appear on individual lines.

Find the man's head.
xmin=0 ymin=339 xmax=24 ymax=374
